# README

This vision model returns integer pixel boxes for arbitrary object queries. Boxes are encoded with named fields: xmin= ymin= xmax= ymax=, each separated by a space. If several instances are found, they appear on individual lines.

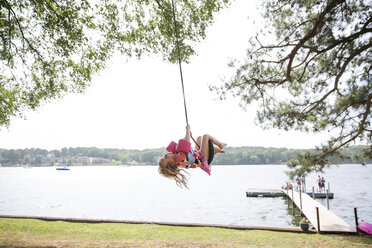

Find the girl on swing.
xmin=158 ymin=124 xmax=226 ymax=188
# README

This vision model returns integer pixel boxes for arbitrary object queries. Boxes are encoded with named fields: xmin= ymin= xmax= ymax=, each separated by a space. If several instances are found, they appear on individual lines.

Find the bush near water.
xmin=0 ymin=145 xmax=369 ymax=167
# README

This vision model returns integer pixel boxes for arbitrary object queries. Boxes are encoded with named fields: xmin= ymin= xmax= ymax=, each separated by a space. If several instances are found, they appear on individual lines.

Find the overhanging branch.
xmin=286 ymin=0 xmax=346 ymax=81
xmin=316 ymin=93 xmax=371 ymax=161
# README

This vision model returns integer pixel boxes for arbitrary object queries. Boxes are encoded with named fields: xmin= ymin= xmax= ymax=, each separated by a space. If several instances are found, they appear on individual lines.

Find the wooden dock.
xmin=246 ymin=189 xmax=333 ymax=199
xmin=283 ymin=189 xmax=355 ymax=233
xmin=246 ymin=189 xmax=285 ymax=197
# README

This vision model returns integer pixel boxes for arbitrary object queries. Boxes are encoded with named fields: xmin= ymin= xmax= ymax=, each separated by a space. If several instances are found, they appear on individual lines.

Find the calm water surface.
xmin=0 ymin=164 xmax=370 ymax=228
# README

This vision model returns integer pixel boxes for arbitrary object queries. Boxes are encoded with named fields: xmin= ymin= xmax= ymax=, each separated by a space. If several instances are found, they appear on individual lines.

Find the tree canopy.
xmin=0 ymin=0 xmax=230 ymax=127
xmin=212 ymin=0 xmax=371 ymax=177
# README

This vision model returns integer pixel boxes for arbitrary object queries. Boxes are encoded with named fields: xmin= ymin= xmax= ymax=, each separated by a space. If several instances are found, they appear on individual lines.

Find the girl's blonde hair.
xmin=158 ymin=159 xmax=189 ymax=188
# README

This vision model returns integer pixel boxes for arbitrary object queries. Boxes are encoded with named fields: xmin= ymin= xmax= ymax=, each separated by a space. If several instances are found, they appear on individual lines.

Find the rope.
xmin=171 ymin=0 xmax=188 ymax=125
xmin=171 ymin=0 xmax=199 ymax=147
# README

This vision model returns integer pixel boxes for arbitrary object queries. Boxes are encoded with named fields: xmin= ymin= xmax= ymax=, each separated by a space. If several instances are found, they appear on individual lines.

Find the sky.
xmin=0 ymin=0 xmax=332 ymax=151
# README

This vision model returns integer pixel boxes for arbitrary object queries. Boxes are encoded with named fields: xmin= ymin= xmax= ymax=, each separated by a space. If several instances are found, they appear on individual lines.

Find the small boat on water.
xmin=56 ymin=167 xmax=70 ymax=171
xmin=359 ymin=222 xmax=372 ymax=235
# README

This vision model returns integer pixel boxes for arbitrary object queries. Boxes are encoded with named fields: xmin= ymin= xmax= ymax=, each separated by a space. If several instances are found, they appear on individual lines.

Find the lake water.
xmin=0 ymin=164 xmax=370 ymax=228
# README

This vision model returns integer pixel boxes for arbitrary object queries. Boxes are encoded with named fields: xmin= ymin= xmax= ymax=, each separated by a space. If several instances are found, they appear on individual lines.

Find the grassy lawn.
xmin=0 ymin=218 xmax=371 ymax=247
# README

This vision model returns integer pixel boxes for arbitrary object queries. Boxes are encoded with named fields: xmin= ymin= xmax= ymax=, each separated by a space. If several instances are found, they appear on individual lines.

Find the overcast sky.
xmin=0 ymin=0 xmax=332 ymax=151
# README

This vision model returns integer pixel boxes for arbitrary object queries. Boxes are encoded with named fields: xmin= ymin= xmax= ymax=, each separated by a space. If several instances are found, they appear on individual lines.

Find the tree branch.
xmin=316 ymin=93 xmax=371 ymax=161
xmin=302 ymin=42 xmax=372 ymax=115
xmin=5 ymin=2 xmax=44 ymax=61
xmin=286 ymin=0 xmax=346 ymax=81
xmin=278 ymin=19 xmax=314 ymax=47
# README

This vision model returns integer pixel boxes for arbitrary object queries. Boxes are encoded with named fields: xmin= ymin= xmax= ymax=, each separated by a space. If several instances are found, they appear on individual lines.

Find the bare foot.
xmin=214 ymin=147 xmax=225 ymax=154
xmin=218 ymin=143 xmax=227 ymax=150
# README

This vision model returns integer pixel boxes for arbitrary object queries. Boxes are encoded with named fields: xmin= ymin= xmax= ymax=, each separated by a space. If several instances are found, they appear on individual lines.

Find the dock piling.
xmin=286 ymin=188 xmax=289 ymax=207
xmin=299 ymin=188 xmax=303 ymax=210
xmin=328 ymin=182 xmax=330 ymax=193
xmin=291 ymin=188 xmax=295 ymax=215
xmin=312 ymin=186 xmax=315 ymax=199
xmin=316 ymin=207 xmax=320 ymax=233
xmin=291 ymin=188 xmax=294 ymax=208
xmin=354 ymin=208 xmax=359 ymax=234
xmin=326 ymin=189 xmax=330 ymax=210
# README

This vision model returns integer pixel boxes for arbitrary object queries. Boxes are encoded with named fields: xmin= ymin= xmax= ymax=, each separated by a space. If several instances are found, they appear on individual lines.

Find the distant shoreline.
xmin=1 ymin=145 xmax=370 ymax=167
xmin=1 ymin=163 xmax=370 ymax=168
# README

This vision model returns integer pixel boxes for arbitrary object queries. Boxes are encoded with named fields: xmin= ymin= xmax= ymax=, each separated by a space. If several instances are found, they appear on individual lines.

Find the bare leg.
xmin=199 ymin=134 xmax=226 ymax=159
xmin=196 ymin=136 xmax=202 ymax=150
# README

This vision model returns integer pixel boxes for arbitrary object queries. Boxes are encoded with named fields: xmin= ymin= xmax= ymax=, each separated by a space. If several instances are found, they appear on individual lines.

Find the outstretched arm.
xmin=184 ymin=124 xmax=191 ymax=141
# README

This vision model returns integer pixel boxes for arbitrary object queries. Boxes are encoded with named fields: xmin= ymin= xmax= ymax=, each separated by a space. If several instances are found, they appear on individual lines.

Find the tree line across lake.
xmin=0 ymin=145 xmax=369 ymax=167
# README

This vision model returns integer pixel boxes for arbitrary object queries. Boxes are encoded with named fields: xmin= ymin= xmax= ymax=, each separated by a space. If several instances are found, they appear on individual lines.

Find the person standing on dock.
xmin=287 ymin=182 xmax=293 ymax=190
xmin=317 ymin=175 xmax=322 ymax=193
xmin=321 ymin=177 xmax=326 ymax=193
xmin=296 ymin=177 xmax=302 ymax=191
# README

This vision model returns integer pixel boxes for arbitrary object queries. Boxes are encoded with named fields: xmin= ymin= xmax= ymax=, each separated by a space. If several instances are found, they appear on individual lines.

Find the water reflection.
xmin=281 ymin=196 xmax=303 ymax=227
